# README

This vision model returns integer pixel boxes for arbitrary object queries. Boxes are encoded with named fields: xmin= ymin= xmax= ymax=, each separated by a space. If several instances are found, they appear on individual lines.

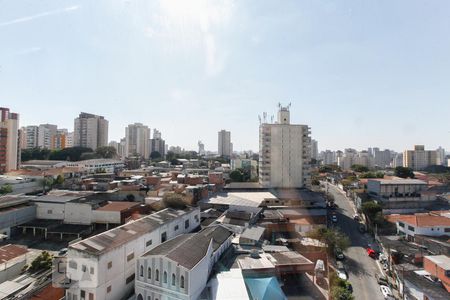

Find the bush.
xmin=29 ymin=251 xmax=53 ymax=272
xmin=0 ymin=184 xmax=13 ymax=195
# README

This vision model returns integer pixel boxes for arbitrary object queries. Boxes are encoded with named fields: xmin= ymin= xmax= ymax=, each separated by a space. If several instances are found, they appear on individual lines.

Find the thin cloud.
xmin=0 ymin=5 xmax=80 ymax=28
xmin=18 ymin=47 xmax=43 ymax=55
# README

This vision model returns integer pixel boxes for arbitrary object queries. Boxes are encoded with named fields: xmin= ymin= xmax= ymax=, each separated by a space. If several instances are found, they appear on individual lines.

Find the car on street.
xmin=367 ymin=248 xmax=377 ymax=258
xmin=334 ymin=247 xmax=345 ymax=260
xmin=336 ymin=261 xmax=348 ymax=280
xmin=353 ymin=214 xmax=360 ymax=221
xmin=331 ymin=214 xmax=338 ymax=223
xmin=58 ymin=248 xmax=68 ymax=256
xmin=380 ymin=285 xmax=394 ymax=299
xmin=376 ymin=274 xmax=389 ymax=285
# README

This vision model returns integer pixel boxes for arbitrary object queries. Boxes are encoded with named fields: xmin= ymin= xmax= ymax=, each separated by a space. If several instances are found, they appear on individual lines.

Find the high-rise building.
xmin=150 ymin=129 xmax=165 ymax=158
xmin=218 ymin=130 xmax=231 ymax=157
xmin=436 ymin=147 xmax=446 ymax=166
xmin=311 ymin=139 xmax=318 ymax=160
xmin=393 ymin=153 xmax=403 ymax=168
xmin=73 ymin=112 xmax=108 ymax=150
xmin=51 ymin=129 xmax=68 ymax=150
xmin=198 ymin=140 xmax=205 ymax=156
xmin=374 ymin=148 xmax=392 ymax=168
xmin=259 ymin=104 xmax=311 ymax=188
xmin=66 ymin=131 xmax=74 ymax=148
xmin=0 ymin=107 xmax=20 ymax=173
xmin=125 ymin=123 xmax=150 ymax=159
xmin=24 ymin=125 xmax=39 ymax=149
xmin=37 ymin=124 xmax=57 ymax=149
xmin=403 ymin=145 xmax=438 ymax=171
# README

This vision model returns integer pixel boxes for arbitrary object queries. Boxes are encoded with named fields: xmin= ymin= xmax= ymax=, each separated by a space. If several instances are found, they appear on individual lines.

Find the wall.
xmin=64 ymin=203 xmax=93 ymax=225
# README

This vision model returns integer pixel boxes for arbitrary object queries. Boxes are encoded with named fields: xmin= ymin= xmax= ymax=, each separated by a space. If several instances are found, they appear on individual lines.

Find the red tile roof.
xmin=0 ymin=244 xmax=28 ymax=263
xmin=388 ymin=213 xmax=450 ymax=227
xmin=95 ymin=201 xmax=141 ymax=212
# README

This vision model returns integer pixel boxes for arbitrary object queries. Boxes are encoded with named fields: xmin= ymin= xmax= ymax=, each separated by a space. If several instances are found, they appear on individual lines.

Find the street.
xmin=326 ymin=183 xmax=385 ymax=300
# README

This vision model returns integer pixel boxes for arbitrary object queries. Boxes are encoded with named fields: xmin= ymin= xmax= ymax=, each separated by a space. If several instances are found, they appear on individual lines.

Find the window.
xmin=155 ymin=269 xmax=159 ymax=281
xmin=127 ymin=252 xmax=134 ymax=261
xmin=185 ymin=219 xmax=190 ymax=229
xmin=107 ymin=286 xmax=111 ymax=293
xmin=148 ymin=267 xmax=152 ymax=279
xmin=161 ymin=232 xmax=167 ymax=243
xmin=174 ymin=225 xmax=179 ymax=231
xmin=172 ymin=273 xmax=176 ymax=285
xmin=194 ymin=215 xmax=199 ymax=223
xmin=90 ymin=267 xmax=94 ymax=275
xmin=69 ymin=260 xmax=77 ymax=269
xmin=180 ymin=275 xmax=185 ymax=288
xmin=82 ymin=265 xmax=87 ymax=272
xmin=163 ymin=271 xmax=167 ymax=283
xmin=408 ymin=226 xmax=415 ymax=232
xmin=140 ymin=265 xmax=144 ymax=277
xmin=399 ymin=222 xmax=404 ymax=228
xmin=47 ymin=209 xmax=52 ymax=214
xmin=108 ymin=261 xmax=112 ymax=269
xmin=125 ymin=274 xmax=135 ymax=284
xmin=89 ymin=293 xmax=94 ymax=300
xmin=80 ymin=290 xmax=85 ymax=299
xmin=146 ymin=239 xmax=153 ymax=247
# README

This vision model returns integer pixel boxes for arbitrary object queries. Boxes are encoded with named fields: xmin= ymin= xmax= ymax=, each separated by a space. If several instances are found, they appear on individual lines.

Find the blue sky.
xmin=1 ymin=0 xmax=449 ymax=152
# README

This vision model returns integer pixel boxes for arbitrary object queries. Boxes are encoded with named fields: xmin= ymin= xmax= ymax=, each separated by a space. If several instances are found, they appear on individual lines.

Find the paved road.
xmin=326 ymin=183 xmax=385 ymax=300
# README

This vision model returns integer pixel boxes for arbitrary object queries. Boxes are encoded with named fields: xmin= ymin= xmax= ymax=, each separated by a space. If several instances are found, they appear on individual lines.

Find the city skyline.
xmin=1 ymin=1 xmax=450 ymax=151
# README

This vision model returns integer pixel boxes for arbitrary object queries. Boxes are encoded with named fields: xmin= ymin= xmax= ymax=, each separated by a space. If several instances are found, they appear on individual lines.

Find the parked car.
xmin=58 ymin=248 xmax=68 ymax=256
xmin=376 ymin=274 xmax=389 ymax=285
xmin=336 ymin=262 xmax=348 ymax=280
xmin=353 ymin=214 xmax=360 ymax=221
xmin=335 ymin=247 xmax=345 ymax=260
xmin=332 ymin=215 xmax=338 ymax=223
xmin=367 ymin=248 xmax=377 ymax=258
xmin=380 ymin=285 xmax=394 ymax=299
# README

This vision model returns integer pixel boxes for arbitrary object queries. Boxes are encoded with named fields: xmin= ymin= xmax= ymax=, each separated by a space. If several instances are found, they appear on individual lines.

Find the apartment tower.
xmin=0 ymin=107 xmax=20 ymax=173
xmin=125 ymin=123 xmax=150 ymax=159
xmin=74 ymin=112 xmax=109 ymax=150
xmin=218 ymin=130 xmax=232 ymax=157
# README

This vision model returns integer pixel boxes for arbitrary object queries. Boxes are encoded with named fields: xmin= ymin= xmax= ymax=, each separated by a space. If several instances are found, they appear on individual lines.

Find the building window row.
xmin=140 ymin=265 xmax=185 ymax=288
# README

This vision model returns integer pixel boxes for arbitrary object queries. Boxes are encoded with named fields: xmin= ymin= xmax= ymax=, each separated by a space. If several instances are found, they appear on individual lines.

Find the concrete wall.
xmin=92 ymin=210 xmax=121 ymax=224
xmin=0 ymin=257 xmax=26 ymax=284
xmin=0 ymin=206 xmax=36 ymax=237
xmin=64 ymin=202 xmax=93 ymax=225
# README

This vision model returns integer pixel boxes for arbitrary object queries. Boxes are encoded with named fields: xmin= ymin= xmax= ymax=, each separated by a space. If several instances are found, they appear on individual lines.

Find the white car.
xmin=332 ymin=215 xmax=338 ymax=223
xmin=380 ymin=285 xmax=393 ymax=299
xmin=337 ymin=269 xmax=347 ymax=280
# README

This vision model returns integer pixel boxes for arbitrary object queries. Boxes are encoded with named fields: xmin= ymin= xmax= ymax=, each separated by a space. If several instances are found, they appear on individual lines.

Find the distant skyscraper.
xmin=0 ymin=107 xmax=20 ymax=173
xmin=125 ymin=123 xmax=150 ymax=158
xmin=66 ymin=132 xmax=74 ymax=148
xmin=436 ymin=146 xmax=446 ymax=166
xmin=51 ymin=129 xmax=68 ymax=150
xmin=218 ymin=130 xmax=231 ymax=157
xmin=259 ymin=104 xmax=311 ymax=188
xmin=311 ymin=139 xmax=318 ymax=160
xmin=150 ymin=129 xmax=166 ymax=157
xmin=374 ymin=148 xmax=391 ymax=168
xmin=73 ymin=112 xmax=108 ymax=150
xmin=198 ymin=140 xmax=205 ymax=156
xmin=24 ymin=125 xmax=39 ymax=148
xmin=403 ymin=145 xmax=437 ymax=171
xmin=37 ymin=124 xmax=57 ymax=149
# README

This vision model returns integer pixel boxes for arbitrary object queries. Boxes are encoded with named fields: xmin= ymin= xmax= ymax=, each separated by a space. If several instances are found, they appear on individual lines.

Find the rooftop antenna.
xmin=258 ymin=115 xmax=261 ymax=124
xmin=288 ymin=102 xmax=291 ymax=109
xmin=263 ymin=112 xmax=267 ymax=123
xmin=270 ymin=115 xmax=274 ymax=123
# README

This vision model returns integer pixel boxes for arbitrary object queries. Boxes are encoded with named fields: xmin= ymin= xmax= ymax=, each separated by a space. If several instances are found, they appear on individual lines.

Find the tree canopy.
xmin=394 ymin=166 xmax=415 ymax=178
xmin=150 ymin=151 xmax=162 ymax=160
xmin=351 ymin=164 xmax=369 ymax=172
xmin=95 ymin=146 xmax=117 ymax=158
xmin=307 ymin=228 xmax=350 ymax=255
xmin=230 ymin=169 xmax=244 ymax=182
xmin=362 ymin=201 xmax=382 ymax=220
xmin=0 ymin=184 xmax=13 ymax=195
xmin=358 ymin=172 xmax=384 ymax=179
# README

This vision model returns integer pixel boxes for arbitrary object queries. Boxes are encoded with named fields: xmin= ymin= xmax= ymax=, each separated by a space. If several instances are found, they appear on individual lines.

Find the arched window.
xmin=155 ymin=269 xmax=159 ymax=281
xmin=172 ymin=273 xmax=176 ymax=285
xmin=163 ymin=271 xmax=168 ymax=283
xmin=140 ymin=265 xmax=144 ymax=277
xmin=180 ymin=275 xmax=185 ymax=288
xmin=148 ymin=267 xmax=151 ymax=279
xmin=137 ymin=294 xmax=143 ymax=300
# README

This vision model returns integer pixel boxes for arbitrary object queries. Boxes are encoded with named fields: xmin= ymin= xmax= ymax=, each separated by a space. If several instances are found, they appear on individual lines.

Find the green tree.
xmin=394 ymin=166 xmax=415 ymax=179
xmin=0 ymin=184 xmax=13 ymax=195
xmin=95 ymin=146 xmax=117 ymax=159
xmin=330 ymin=272 xmax=354 ymax=300
xmin=162 ymin=193 xmax=186 ymax=209
xmin=351 ymin=164 xmax=369 ymax=172
xmin=229 ymin=170 xmax=244 ymax=182
xmin=362 ymin=201 xmax=382 ymax=220
xmin=48 ymin=147 xmax=93 ymax=161
xmin=55 ymin=175 xmax=65 ymax=185
xmin=150 ymin=151 xmax=162 ymax=160
xmin=307 ymin=228 xmax=350 ymax=255
xmin=29 ymin=251 xmax=53 ymax=272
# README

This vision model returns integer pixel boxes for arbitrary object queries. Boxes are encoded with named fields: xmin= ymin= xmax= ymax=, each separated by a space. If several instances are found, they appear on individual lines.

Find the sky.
xmin=1 ymin=0 xmax=449 ymax=153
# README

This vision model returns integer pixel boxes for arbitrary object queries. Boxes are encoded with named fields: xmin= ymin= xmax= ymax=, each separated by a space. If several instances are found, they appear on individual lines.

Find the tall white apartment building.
xmin=436 ymin=146 xmax=446 ymax=166
xmin=403 ymin=145 xmax=438 ymax=171
xmin=24 ymin=125 xmax=39 ymax=148
xmin=37 ymin=124 xmax=57 ymax=149
xmin=259 ymin=105 xmax=311 ymax=188
xmin=66 ymin=131 xmax=74 ymax=148
xmin=74 ymin=112 xmax=109 ymax=150
xmin=125 ymin=123 xmax=150 ymax=159
xmin=218 ymin=130 xmax=232 ymax=157
xmin=374 ymin=148 xmax=392 ymax=168
xmin=66 ymin=207 xmax=200 ymax=300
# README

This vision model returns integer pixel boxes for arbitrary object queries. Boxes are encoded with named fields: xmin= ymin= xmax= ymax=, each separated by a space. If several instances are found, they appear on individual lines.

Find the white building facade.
xmin=125 ymin=123 xmax=150 ymax=159
xmin=218 ymin=130 xmax=232 ymax=158
xmin=259 ymin=105 xmax=311 ymax=188
xmin=66 ymin=207 xmax=201 ymax=300
xmin=74 ymin=112 xmax=109 ymax=150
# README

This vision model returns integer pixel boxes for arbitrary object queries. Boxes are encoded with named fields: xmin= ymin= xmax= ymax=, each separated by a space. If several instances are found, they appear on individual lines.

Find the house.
xmin=239 ymin=226 xmax=265 ymax=246
xmin=0 ymin=244 xmax=28 ymax=284
xmin=423 ymin=255 xmax=450 ymax=292
xmin=135 ymin=225 xmax=233 ymax=300
xmin=65 ymin=207 xmax=200 ymax=300
xmin=394 ymin=213 xmax=450 ymax=240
